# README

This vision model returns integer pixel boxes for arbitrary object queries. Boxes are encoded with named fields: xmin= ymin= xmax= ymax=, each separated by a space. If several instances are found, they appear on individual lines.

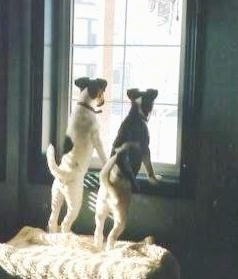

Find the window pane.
xmin=74 ymin=0 xmax=127 ymax=45
xmin=41 ymin=0 xmax=53 ymax=153
xmin=71 ymin=46 xmax=125 ymax=103
xmin=123 ymin=46 xmax=181 ymax=104
xmin=126 ymin=0 xmax=183 ymax=45
xmin=73 ymin=0 xmax=183 ymax=46
xmin=74 ymin=19 xmax=90 ymax=45
xmin=148 ymin=104 xmax=178 ymax=164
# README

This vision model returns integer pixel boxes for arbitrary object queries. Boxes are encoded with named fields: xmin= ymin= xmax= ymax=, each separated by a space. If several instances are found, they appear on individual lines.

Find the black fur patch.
xmin=74 ymin=77 xmax=89 ymax=91
xmin=63 ymin=136 xmax=74 ymax=154
xmin=74 ymin=77 xmax=107 ymax=99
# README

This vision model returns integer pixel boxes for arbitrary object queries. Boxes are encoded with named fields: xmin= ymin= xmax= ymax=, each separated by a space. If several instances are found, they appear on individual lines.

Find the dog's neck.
xmin=78 ymin=88 xmax=94 ymax=105
xmin=77 ymin=88 xmax=102 ymax=113
xmin=130 ymin=103 xmax=148 ymax=122
xmin=138 ymin=107 xmax=148 ymax=122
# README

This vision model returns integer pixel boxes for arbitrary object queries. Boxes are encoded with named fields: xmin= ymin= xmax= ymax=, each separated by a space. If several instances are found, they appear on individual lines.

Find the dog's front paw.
xmin=148 ymin=175 xmax=162 ymax=185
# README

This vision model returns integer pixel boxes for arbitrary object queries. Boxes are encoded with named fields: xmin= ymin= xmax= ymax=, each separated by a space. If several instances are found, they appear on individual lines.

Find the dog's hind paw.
xmin=148 ymin=175 xmax=162 ymax=185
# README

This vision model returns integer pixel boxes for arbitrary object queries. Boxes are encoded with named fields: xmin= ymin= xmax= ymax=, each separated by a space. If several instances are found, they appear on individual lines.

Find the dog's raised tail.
xmin=46 ymin=144 xmax=69 ymax=182
xmin=46 ymin=144 xmax=59 ymax=178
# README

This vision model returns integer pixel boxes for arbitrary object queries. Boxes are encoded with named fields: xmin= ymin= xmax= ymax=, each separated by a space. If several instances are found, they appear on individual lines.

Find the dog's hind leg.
xmin=60 ymin=183 xmax=83 ymax=233
xmin=94 ymin=151 xmax=120 ymax=249
xmin=94 ymin=195 xmax=109 ymax=250
xmin=106 ymin=205 xmax=127 ymax=251
xmin=48 ymin=182 xmax=64 ymax=233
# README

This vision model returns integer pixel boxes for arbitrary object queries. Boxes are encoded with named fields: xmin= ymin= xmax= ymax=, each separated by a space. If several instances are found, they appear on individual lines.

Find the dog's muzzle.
xmin=96 ymin=94 xmax=105 ymax=107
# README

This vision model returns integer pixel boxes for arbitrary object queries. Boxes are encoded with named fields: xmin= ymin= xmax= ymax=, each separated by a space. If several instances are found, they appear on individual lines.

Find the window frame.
xmin=27 ymin=0 xmax=71 ymax=183
xmin=27 ymin=0 xmax=201 ymax=198
xmin=27 ymin=0 xmax=45 ymax=183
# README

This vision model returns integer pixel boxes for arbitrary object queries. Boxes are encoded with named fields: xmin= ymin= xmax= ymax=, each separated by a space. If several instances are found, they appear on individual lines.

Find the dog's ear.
xmin=96 ymin=78 xmax=107 ymax=91
xmin=146 ymin=89 xmax=158 ymax=100
xmin=75 ymin=77 xmax=90 ymax=91
xmin=127 ymin=88 xmax=142 ymax=101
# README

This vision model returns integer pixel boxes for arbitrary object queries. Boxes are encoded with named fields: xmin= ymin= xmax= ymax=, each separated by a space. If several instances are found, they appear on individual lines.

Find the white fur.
xmin=47 ymin=88 xmax=107 ymax=233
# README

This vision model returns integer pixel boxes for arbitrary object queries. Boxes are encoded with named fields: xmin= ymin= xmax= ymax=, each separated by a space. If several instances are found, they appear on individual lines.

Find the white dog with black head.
xmin=46 ymin=77 xmax=107 ymax=233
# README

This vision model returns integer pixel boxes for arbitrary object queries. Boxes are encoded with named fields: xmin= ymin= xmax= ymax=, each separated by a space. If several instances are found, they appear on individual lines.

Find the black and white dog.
xmin=94 ymin=88 xmax=161 ymax=250
xmin=46 ymin=77 xmax=107 ymax=233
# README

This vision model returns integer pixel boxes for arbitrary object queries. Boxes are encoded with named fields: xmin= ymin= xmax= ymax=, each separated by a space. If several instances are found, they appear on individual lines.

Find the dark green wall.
xmin=195 ymin=0 xmax=238 ymax=246
xmin=1 ymin=0 xmax=238 ymax=278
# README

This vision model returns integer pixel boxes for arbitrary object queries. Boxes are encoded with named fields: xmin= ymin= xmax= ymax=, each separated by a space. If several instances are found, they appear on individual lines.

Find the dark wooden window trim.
xmin=179 ymin=0 xmax=202 ymax=198
xmin=0 ymin=2 xmax=8 ymax=181
xmin=27 ymin=0 xmax=71 ymax=184
xmin=27 ymin=0 xmax=47 ymax=183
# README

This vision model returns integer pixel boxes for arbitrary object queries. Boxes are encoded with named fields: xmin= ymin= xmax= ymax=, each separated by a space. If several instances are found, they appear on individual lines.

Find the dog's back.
xmin=111 ymin=106 xmax=149 ymax=175
xmin=66 ymin=105 xmax=98 ymax=169
xmin=100 ymin=142 xmax=138 ymax=186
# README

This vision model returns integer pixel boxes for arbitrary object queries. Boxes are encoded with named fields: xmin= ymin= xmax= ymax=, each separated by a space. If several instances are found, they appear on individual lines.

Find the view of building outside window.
xmin=70 ymin=0 xmax=184 ymax=169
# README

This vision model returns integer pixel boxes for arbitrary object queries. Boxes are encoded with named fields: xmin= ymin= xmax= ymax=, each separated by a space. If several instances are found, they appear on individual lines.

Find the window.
xmin=70 ymin=0 xmax=186 ymax=177
xmin=27 ymin=0 xmax=199 ymax=196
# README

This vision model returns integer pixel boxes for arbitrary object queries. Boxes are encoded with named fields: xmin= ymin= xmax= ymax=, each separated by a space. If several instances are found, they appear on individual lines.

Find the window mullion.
xmin=121 ymin=0 xmax=129 ymax=120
